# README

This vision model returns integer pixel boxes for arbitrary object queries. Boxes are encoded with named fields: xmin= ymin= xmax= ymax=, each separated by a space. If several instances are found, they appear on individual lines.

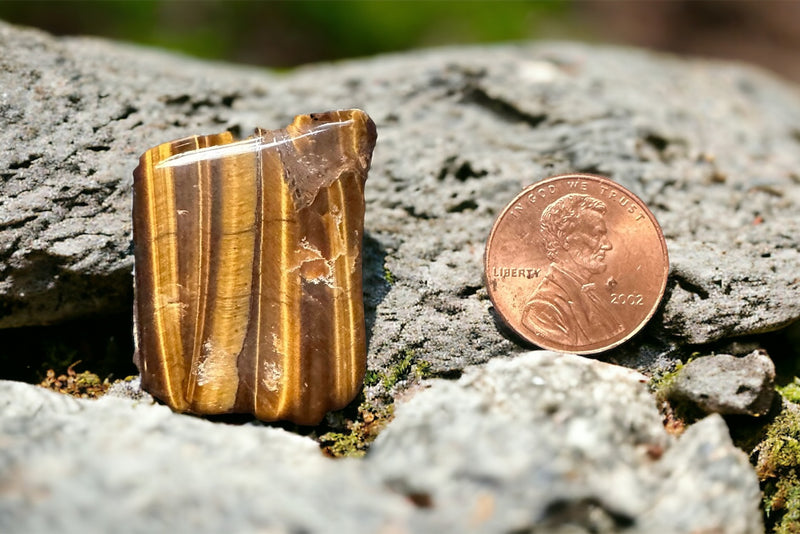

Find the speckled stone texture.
xmin=665 ymin=350 xmax=776 ymax=416
xmin=0 ymin=353 xmax=764 ymax=534
xmin=1 ymin=22 xmax=799 ymax=380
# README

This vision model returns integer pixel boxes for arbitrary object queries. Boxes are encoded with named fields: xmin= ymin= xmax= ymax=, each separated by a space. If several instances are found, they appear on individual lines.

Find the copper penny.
xmin=485 ymin=173 xmax=669 ymax=354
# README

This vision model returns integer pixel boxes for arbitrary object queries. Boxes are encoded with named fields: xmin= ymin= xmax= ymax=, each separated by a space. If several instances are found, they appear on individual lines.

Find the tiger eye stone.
xmin=132 ymin=109 xmax=377 ymax=425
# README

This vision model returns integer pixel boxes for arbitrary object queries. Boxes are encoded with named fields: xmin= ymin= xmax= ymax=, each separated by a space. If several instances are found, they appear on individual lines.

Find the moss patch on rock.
xmin=650 ymin=361 xmax=697 ymax=434
xmin=38 ymin=361 xmax=111 ymax=398
xmin=319 ymin=402 xmax=394 ymax=458
xmin=753 ymin=405 xmax=800 ymax=533
xmin=777 ymin=378 xmax=800 ymax=405
xmin=650 ymin=361 xmax=684 ymax=399
xmin=373 ymin=348 xmax=431 ymax=392
xmin=382 ymin=265 xmax=396 ymax=286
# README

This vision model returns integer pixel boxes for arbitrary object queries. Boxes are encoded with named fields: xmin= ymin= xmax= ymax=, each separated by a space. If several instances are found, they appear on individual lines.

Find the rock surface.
xmin=369 ymin=352 xmax=763 ymax=534
xmin=0 ymin=21 xmax=793 ymax=534
xmin=0 ymin=352 xmax=764 ymax=534
xmin=2 ymin=22 xmax=800 ymax=377
xmin=666 ymin=350 xmax=776 ymax=416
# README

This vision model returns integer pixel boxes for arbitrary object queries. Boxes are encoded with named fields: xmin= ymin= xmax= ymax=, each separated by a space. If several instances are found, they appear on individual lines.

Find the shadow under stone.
xmin=0 ymin=310 xmax=136 ymax=384
xmin=362 ymin=231 xmax=391 ymax=351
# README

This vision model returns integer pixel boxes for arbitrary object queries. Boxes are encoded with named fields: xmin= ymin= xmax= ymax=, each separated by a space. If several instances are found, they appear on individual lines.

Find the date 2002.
xmin=610 ymin=293 xmax=644 ymax=306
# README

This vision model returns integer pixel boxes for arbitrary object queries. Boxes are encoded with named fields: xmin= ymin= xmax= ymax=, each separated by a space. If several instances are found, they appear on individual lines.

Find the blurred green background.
xmin=1 ymin=1 xmax=577 ymax=66
xmin=1 ymin=0 xmax=799 ymax=81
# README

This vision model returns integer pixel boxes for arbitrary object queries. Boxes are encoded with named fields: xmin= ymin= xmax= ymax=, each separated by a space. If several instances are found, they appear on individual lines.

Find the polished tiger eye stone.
xmin=132 ymin=109 xmax=377 ymax=425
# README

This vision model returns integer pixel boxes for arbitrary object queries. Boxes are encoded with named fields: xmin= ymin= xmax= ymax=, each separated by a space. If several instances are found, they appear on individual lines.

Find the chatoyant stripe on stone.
xmin=133 ymin=110 xmax=377 ymax=425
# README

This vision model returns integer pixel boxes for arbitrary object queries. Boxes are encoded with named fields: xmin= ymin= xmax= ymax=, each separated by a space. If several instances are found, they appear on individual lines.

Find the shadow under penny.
xmin=488 ymin=305 xmax=540 ymax=351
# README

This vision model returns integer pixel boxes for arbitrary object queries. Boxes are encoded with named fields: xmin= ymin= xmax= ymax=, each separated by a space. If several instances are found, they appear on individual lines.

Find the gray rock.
xmin=0 ymin=352 xmax=764 ymax=534
xmin=638 ymin=414 xmax=764 ymax=534
xmin=0 ymin=379 xmax=412 ymax=534
xmin=665 ymin=350 xmax=776 ymax=416
xmin=2 ymin=22 xmax=800 ymax=377
xmin=0 ymin=23 xmax=275 ymax=327
xmin=371 ymin=351 xmax=763 ymax=534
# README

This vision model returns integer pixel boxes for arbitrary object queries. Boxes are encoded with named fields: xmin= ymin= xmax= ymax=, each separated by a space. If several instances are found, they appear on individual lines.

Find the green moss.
xmin=319 ymin=402 xmax=394 ymax=458
xmin=382 ymin=349 xmax=415 ymax=390
xmin=363 ymin=369 xmax=381 ymax=387
xmin=755 ymin=408 xmax=800 ymax=533
xmin=39 ymin=361 xmax=110 ymax=398
xmin=383 ymin=266 xmax=396 ymax=285
xmin=75 ymin=371 xmax=102 ymax=388
xmin=763 ymin=474 xmax=800 ymax=534
xmin=366 ymin=349 xmax=434 ymax=392
xmin=778 ymin=378 xmax=800 ymax=404
xmin=321 ymin=349 xmax=433 ymax=457
xmin=762 ymin=412 xmax=800 ymax=470
xmin=319 ymin=431 xmax=366 ymax=458
xmin=773 ymin=480 xmax=800 ymax=534
xmin=649 ymin=362 xmax=684 ymax=401
xmin=414 ymin=359 xmax=433 ymax=380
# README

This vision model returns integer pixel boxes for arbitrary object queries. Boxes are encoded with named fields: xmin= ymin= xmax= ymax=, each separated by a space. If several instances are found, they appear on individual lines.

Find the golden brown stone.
xmin=132 ymin=110 xmax=377 ymax=425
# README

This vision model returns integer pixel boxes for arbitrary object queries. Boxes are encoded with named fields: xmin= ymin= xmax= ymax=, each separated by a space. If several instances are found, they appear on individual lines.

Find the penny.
xmin=485 ymin=173 xmax=669 ymax=355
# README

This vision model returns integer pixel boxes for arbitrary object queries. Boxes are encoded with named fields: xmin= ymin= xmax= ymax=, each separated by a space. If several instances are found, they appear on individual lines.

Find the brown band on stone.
xmin=132 ymin=109 xmax=377 ymax=425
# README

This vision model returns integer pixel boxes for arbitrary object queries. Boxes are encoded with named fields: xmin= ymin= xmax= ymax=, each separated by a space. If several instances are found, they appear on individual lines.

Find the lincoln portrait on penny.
xmin=521 ymin=193 xmax=624 ymax=347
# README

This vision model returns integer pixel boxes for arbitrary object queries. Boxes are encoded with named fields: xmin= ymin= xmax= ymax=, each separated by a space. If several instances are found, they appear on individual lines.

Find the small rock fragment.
xmin=666 ymin=350 xmax=775 ymax=416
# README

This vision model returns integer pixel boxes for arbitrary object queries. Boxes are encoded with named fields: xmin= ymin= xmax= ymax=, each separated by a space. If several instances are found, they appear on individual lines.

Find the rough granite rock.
xmin=369 ymin=351 xmax=763 ymax=534
xmin=0 ymin=379 xmax=412 ymax=534
xmin=1 ymin=22 xmax=800 ymax=379
xmin=0 ymin=352 xmax=764 ymax=534
xmin=666 ymin=350 xmax=776 ymax=416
